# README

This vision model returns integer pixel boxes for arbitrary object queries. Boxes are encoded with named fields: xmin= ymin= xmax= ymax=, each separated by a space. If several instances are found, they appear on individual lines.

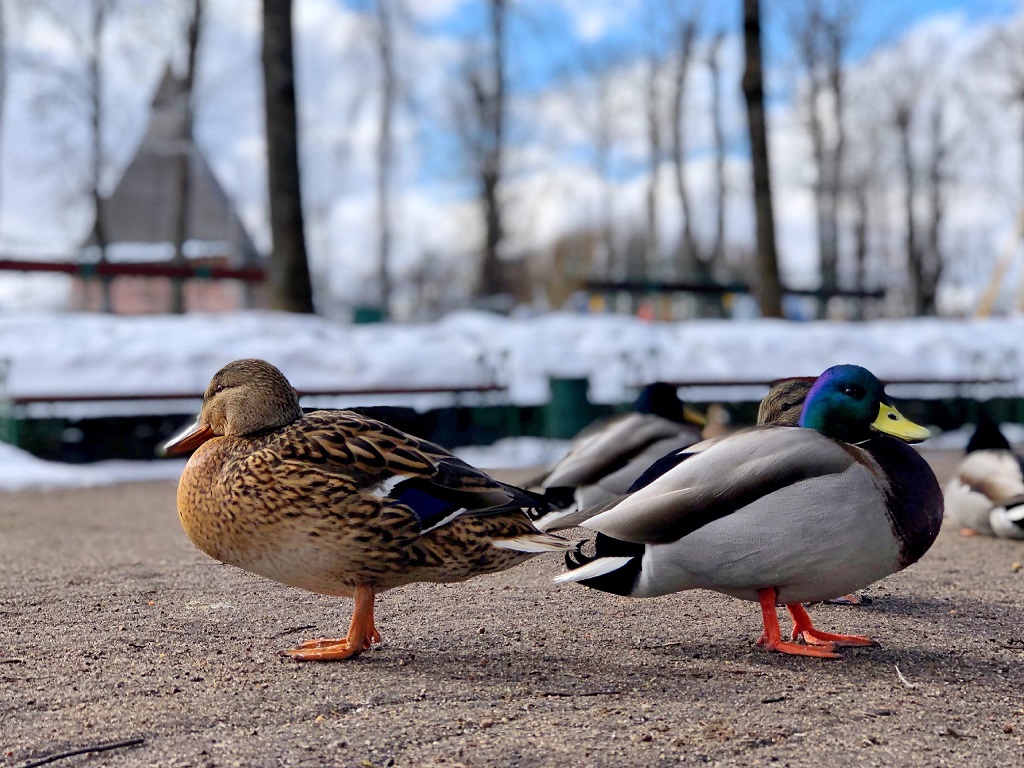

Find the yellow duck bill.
xmin=872 ymin=403 xmax=930 ymax=443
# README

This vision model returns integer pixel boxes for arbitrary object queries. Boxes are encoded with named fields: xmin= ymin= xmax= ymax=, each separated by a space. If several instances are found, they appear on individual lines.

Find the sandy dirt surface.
xmin=2 ymin=451 xmax=1023 ymax=767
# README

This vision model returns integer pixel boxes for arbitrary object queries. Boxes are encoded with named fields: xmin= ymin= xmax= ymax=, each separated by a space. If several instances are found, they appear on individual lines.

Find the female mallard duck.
xmin=944 ymin=411 xmax=1024 ymax=539
xmin=535 ymin=382 xmax=705 ymax=510
xmin=164 ymin=359 xmax=571 ymax=661
xmin=554 ymin=364 xmax=942 ymax=659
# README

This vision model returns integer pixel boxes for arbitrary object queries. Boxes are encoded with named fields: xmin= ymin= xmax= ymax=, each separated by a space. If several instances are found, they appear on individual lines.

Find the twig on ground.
xmin=276 ymin=625 xmax=317 ymax=637
xmin=895 ymin=664 xmax=918 ymax=689
xmin=16 ymin=737 xmax=145 ymax=768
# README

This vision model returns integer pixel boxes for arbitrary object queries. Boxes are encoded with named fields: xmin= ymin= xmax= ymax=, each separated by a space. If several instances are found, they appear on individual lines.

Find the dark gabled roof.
xmin=85 ymin=67 xmax=262 ymax=263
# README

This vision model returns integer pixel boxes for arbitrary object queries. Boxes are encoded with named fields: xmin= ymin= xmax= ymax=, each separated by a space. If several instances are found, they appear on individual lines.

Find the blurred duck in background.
xmin=944 ymin=411 xmax=1024 ymax=539
xmin=531 ymin=377 xmax=812 ymax=533
xmin=534 ymin=382 xmax=705 ymax=511
xmin=554 ymin=365 xmax=941 ymax=659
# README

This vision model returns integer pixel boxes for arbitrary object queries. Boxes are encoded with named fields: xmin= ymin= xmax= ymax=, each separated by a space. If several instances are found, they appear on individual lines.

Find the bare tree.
xmin=787 ymin=0 xmax=855 ymax=315
xmin=892 ymin=99 xmax=921 ymax=314
xmin=568 ymin=45 xmax=625 ymax=280
xmin=85 ymin=1 xmax=114 ymax=312
xmin=170 ymin=0 xmax=202 ymax=314
xmin=372 ymin=0 xmax=396 ymax=317
xmin=973 ymin=22 xmax=1024 ymax=208
xmin=261 ymin=0 xmax=314 ymax=313
xmin=455 ymin=0 xmax=508 ymax=299
xmin=642 ymin=35 xmax=661 ymax=280
xmin=881 ymin=30 xmax=958 ymax=317
xmin=919 ymin=100 xmax=950 ymax=315
xmin=0 ymin=1 xmax=7 ymax=239
xmin=669 ymin=15 xmax=700 ymax=277
xmin=706 ymin=32 xmax=728 ymax=270
xmin=741 ymin=0 xmax=784 ymax=317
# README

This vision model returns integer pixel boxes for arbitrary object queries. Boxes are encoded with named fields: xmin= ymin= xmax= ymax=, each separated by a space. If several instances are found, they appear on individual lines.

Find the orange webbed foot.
xmin=284 ymin=585 xmax=379 ymax=662
xmin=787 ymin=603 xmax=878 ymax=648
xmin=757 ymin=588 xmax=840 ymax=659
xmin=959 ymin=528 xmax=980 ymax=537
xmin=286 ymin=639 xmax=363 ymax=661
xmin=822 ymin=593 xmax=870 ymax=606
xmin=757 ymin=632 xmax=840 ymax=659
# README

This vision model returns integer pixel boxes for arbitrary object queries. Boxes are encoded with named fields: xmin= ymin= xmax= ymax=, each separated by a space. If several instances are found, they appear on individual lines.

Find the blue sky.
xmin=388 ymin=0 xmax=1021 ymax=93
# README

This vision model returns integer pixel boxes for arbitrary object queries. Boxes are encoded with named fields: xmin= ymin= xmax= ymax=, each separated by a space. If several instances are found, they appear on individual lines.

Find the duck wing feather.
xmin=581 ymin=426 xmax=862 ymax=545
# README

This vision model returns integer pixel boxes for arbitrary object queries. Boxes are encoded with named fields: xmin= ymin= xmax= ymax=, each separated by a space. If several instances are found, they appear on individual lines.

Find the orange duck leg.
xmin=755 ymin=588 xmax=840 ymax=659
xmin=786 ymin=602 xmax=878 ymax=648
xmin=286 ymin=585 xmax=381 ymax=661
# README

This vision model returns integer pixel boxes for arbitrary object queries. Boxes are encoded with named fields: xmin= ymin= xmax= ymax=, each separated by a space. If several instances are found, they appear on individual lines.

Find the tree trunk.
xmin=825 ymin=14 xmax=847 ymax=302
xmin=261 ymin=0 xmax=315 ymax=313
xmin=896 ymin=107 xmax=922 ymax=315
xmin=922 ymin=102 xmax=945 ymax=315
xmin=171 ymin=0 xmax=202 ymax=314
xmin=374 ymin=0 xmax=395 ymax=317
xmin=850 ymin=180 xmax=869 ymax=320
xmin=707 ymin=33 xmax=727 ymax=270
xmin=670 ymin=18 xmax=700 ymax=277
xmin=643 ymin=50 xmax=660 ymax=280
xmin=741 ymin=0 xmax=784 ymax=318
xmin=90 ymin=1 xmax=112 ymax=313
xmin=0 ymin=2 xmax=7 ymax=239
xmin=475 ymin=0 xmax=507 ymax=298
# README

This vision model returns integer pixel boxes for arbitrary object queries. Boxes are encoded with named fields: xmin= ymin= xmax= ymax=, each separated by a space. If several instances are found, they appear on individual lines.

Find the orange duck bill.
xmin=161 ymin=418 xmax=215 ymax=457
xmin=756 ymin=588 xmax=878 ymax=659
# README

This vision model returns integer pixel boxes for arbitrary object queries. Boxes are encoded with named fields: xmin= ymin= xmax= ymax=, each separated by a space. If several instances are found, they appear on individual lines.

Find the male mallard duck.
xmin=944 ymin=411 xmax=1024 ymax=539
xmin=164 ymin=359 xmax=570 ymax=661
xmin=554 ymin=364 xmax=942 ymax=659
xmin=608 ymin=376 xmax=815 ymax=499
xmin=532 ymin=377 xmax=813 ymax=533
xmin=535 ymin=382 xmax=704 ymax=511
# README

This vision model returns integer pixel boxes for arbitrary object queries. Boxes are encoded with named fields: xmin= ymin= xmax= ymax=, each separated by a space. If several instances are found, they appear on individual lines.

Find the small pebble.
xmin=1011 ymin=562 xmax=1021 ymax=572
xmin=1003 ymin=724 xmax=1014 ymax=734
xmin=480 ymin=718 xmax=494 ymax=729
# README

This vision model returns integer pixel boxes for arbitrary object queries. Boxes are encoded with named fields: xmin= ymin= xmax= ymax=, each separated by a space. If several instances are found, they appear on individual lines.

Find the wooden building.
xmin=73 ymin=68 xmax=266 ymax=313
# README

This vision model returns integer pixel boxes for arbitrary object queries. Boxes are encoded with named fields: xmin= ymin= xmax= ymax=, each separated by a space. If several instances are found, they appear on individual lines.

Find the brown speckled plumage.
xmin=168 ymin=359 xmax=569 ymax=660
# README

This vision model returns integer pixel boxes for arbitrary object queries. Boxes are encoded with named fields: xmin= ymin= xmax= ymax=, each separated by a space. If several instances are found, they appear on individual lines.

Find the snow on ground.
xmin=2 ymin=310 xmax=1023 ymax=406
xmin=0 ymin=442 xmax=187 ymax=491
xmin=2 ymin=309 xmax=1023 ymax=490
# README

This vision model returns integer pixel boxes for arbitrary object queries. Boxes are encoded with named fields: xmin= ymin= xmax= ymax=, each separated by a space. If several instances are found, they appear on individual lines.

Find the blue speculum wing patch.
xmin=391 ymin=481 xmax=464 ymax=528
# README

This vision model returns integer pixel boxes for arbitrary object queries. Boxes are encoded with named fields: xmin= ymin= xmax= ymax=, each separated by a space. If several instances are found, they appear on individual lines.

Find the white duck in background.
xmin=944 ymin=412 xmax=1024 ymax=539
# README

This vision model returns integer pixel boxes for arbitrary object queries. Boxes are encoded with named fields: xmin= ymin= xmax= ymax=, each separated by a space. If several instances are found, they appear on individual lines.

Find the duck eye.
xmin=214 ymin=383 xmax=226 ymax=394
xmin=841 ymin=385 xmax=866 ymax=399
xmin=780 ymin=403 xmax=791 ymax=411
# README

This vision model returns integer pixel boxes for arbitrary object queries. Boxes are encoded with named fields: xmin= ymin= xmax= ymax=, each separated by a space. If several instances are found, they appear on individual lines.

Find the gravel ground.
xmin=2 ymin=451 xmax=1023 ymax=768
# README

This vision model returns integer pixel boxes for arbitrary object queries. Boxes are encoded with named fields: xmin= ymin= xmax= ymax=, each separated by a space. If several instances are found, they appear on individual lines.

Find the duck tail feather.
xmin=554 ymin=550 xmax=635 ymax=584
xmin=492 ymin=533 xmax=573 ymax=553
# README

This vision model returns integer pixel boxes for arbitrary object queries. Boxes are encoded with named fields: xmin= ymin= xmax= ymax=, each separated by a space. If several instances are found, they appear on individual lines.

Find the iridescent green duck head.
xmin=799 ymin=364 xmax=929 ymax=444
xmin=163 ymin=359 xmax=303 ymax=455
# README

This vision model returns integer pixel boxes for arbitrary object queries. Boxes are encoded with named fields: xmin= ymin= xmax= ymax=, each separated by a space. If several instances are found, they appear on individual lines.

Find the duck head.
xmin=757 ymin=376 xmax=815 ymax=426
xmin=634 ymin=382 xmax=706 ymax=427
xmin=162 ymin=359 xmax=303 ymax=456
xmin=965 ymin=409 xmax=1012 ymax=453
xmin=799 ymin=364 xmax=930 ymax=444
